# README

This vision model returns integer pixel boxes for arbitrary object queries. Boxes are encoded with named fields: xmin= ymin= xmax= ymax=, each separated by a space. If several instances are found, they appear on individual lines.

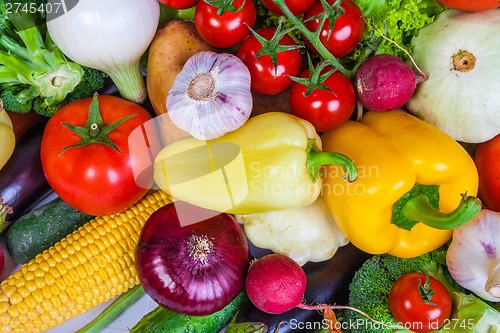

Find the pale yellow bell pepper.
xmin=154 ymin=112 xmax=357 ymax=214
xmin=0 ymin=100 xmax=15 ymax=171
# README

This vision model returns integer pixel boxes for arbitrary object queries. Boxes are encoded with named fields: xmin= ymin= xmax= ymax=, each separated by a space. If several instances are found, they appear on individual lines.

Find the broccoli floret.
xmin=345 ymin=247 xmax=500 ymax=333
xmin=0 ymin=84 xmax=33 ymax=113
xmin=345 ymin=250 xmax=447 ymax=333
xmin=0 ymin=0 xmax=106 ymax=117
xmin=345 ymin=247 xmax=448 ymax=333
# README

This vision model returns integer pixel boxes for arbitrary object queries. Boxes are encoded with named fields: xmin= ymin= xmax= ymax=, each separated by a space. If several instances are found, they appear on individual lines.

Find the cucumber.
xmin=130 ymin=291 xmax=247 ymax=333
xmin=6 ymin=197 xmax=93 ymax=264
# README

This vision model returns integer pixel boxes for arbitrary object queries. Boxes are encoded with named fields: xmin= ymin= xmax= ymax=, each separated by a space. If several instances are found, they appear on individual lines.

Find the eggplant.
xmin=0 ymin=121 xmax=53 ymax=228
xmin=236 ymin=243 xmax=372 ymax=333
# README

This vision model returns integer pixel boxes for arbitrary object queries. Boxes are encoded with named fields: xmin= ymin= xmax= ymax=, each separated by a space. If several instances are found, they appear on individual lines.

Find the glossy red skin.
xmin=435 ymin=0 xmax=499 ymax=11
xmin=41 ymin=95 xmax=158 ymax=216
xmin=236 ymin=28 xmax=302 ymax=95
xmin=302 ymin=0 xmax=365 ymax=58
xmin=136 ymin=202 xmax=250 ymax=316
xmin=261 ymin=0 xmax=316 ymax=15
xmin=389 ymin=273 xmax=452 ymax=333
xmin=246 ymin=253 xmax=307 ymax=314
xmin=475 ymin=134 xmax=500 ymax=212
xmin=290 ymin=67 xmax=355 ymax=132
xmin=194 ymin=0 xmax=256 ymax=49
xmin=158 ymin=0 xmax=199 ymax=9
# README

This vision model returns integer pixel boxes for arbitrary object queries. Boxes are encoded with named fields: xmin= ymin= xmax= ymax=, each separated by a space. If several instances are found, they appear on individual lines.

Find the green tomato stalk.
xmin=273 ymin=0 xmax=355 ymax=78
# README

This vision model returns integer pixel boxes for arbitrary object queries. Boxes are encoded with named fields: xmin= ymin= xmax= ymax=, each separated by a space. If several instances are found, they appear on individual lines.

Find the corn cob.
xmin=0 ymin=190 xmax=171 ymax=333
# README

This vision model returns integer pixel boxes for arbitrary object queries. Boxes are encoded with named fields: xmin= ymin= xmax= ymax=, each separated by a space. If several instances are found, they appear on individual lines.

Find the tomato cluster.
xmin=196 ymin=0 xmax=365 ymax=132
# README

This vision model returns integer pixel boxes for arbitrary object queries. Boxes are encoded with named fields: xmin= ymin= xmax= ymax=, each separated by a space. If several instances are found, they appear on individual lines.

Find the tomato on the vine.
xmin=290 ymin=67 xmax=355 ymax=132
xmin=434 ymin=0 xmax=499 ymax=11
xmin=194 ymin=0 xmax=256 ymax=49
xmin=41 ymin=95 xmax=160 ymax=216
xmin=474 ymin=134 xmax=500 ymax=212
xmin=158 ymin=0 xmax=199 ymax=9
xmin=388 ymin=273 xmax=452 ymax=333
xmin=302 ymin=0 xmax=365 ymax=58
xmin=236 ymin=27 xmax=302 ymax=95
xmin=261 ymin=0 xmax=316 ymax=16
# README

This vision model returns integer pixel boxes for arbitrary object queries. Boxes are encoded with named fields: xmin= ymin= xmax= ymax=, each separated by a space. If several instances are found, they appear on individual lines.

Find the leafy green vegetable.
xmin=345 ymin=247 xmax=500 ymax=333
xmin=351 ymin=0 xmax=446 ymax=60
xmin=0 ymin=0 xmax=107 ymax=117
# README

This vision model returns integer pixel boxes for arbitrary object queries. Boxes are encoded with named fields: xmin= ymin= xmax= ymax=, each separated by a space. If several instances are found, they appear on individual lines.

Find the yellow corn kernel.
xmin=0 ymin=191 xmax=171 ymax=332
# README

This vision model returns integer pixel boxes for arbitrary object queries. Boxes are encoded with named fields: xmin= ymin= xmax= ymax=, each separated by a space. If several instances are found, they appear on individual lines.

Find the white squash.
xmin=406 ymin=9 xmax=500 ymax=143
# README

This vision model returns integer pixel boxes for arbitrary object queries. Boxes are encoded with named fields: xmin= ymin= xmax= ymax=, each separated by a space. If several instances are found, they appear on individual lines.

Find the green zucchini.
xmin=130 ymin=291 xmax=247 ymax=333
xmin=6 ymin=197 xmax=93 ymax=264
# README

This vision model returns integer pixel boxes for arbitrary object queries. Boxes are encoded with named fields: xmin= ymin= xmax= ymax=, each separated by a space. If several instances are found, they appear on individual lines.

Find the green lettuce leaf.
xmin=351 ymin=0 xmax=446 ymax=60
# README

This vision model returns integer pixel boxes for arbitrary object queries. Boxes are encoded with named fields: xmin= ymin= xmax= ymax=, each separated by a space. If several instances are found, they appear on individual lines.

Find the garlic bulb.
xmin=447 ymin=209 xmax=500 ymax=302
xmin=166 ymin=51 xmax=253 ymax=140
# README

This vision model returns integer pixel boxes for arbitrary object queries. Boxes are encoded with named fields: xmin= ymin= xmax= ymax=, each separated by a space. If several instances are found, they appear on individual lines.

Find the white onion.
xmin=47 ymin=0 xmax=160 ymax=103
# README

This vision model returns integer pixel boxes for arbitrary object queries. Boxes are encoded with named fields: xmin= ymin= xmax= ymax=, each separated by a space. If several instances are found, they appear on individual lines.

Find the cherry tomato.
xmin=159 ymin=0 xmax=199 ymax=9
xmin=261 ymin=0 xmax=316 ymax=15
xmin=194 ymin=0 xmax=256 ymax=49
xmin=434 ymin=0 xmax=499 ymax=11
xmin=236 ymin=27 xmax=302 ymax=95
xmin=290 ymin=67 xmax=355 ymax=132
xmin=389 ymin=273 xmax=452 ymax=333
xmin=41 ymin=95 xmax=160 ymax=216
xmin=302 ymin=0 xmax=365 ymax=58
xmin=474 ymin=134 xmax=500 ymax=212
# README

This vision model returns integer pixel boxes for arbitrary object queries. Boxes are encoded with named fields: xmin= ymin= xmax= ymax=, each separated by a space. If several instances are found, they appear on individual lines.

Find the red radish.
xmin=246 ymin=253 xmax=395 ymax=326
xmin=355 ymin=54 xmax=426 ymax=112
xmin=246 ymin=254 xmax=307 ymax=314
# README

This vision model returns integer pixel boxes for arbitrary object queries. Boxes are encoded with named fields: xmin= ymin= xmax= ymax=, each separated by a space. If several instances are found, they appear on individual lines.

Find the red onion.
xmin=135 ymin=201 xmax=250 ymax=316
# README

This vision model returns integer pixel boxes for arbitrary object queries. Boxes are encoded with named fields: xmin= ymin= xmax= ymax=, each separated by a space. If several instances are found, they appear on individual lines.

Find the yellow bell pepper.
xmin=154 ymin=112 xmax=357 ymax=215
xmin=0 ymin=100 xmax=15 ymax=171
xmin=321 ymin=110 xmax=481 ymax=258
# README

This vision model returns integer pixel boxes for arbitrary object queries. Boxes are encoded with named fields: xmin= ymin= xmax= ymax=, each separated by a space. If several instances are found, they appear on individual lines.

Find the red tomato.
xmin=290 ymin=68 xmax=355 ymax=132
xmin=159 ymin=0 xmax=199 ymax=9
xmin=474 ymin=134 xmax=500 ymax=212
xmin=194 ymin=0 xmax=256 ymax=49
xmin=389 ymin=273 xmax=452 ymax=333
xmin=302 ymin=0 xmax=365 ymax=58
xmin=261 ymin=0 xmax=316 ymax=15
xmin=236 ymin=28 xmax=302 ymax=95
xmin=434 ymin=0 xmax=499 ymax=11
xmin=41 ymin=95 xmax=160 ymax=216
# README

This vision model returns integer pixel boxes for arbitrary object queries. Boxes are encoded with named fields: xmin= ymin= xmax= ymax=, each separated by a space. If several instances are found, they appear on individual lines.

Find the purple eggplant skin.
xmin=0 ymin=122 xmax=53 ymax=227
xmin=236 ymin=243 xmax=372 ymax=333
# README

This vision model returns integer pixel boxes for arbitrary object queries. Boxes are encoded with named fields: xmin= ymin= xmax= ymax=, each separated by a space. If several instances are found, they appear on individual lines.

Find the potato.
xmin=146 ymin=20 xmax=215 ymax=144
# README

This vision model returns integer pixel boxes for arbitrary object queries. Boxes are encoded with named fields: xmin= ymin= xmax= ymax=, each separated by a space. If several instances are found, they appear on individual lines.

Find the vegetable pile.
xmin=0 ymin=0 xmax=499 ymax=332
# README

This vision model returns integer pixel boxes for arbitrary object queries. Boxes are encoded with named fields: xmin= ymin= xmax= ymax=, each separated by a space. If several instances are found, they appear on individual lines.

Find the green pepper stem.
xmin=76 ymin=284 xmax=145 ymax=333
xmin=307 ymin=151 xmax=358 ymax=183
xmin=402 ymin=193 xmax=482 ymax=230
